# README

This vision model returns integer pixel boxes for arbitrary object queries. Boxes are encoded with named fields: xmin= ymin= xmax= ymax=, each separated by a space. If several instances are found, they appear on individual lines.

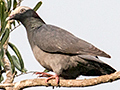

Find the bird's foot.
xmin=35 ymin=72 xmax=53 ymax=77
xmin=35 ymin=72 xmax=59 ymax=84
xmin=46 ymin=74 xmax=59 ymax=84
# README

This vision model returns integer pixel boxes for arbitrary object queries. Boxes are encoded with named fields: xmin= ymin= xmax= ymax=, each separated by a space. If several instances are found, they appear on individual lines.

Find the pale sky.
xmin=9 ymin=0 xmax=120 ymax=90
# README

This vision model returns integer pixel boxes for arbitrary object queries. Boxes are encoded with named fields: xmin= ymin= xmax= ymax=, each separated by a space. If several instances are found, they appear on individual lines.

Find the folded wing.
xmin=33 ymin=24 xmax=111 ymax=58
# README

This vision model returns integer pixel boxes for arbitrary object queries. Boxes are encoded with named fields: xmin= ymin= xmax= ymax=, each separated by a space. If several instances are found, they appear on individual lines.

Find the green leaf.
xmin=12 ymin=55 xmax=27 ymax=73
xmin=17 ymin=20 xmax=20 ymax=25
xmin=12 ymin=20 xmax=16 ymax=27
xmin=0 ymin=60 xmax=4 ymax=68
xmin=6 ymin=50 xmax=15 ymax=74
xmin=8 ymin=42 xmax=24 ymax=72
xmin=0 ymin=1 xmax=7 ymax=36
xmin=13 ymin=0 xmax=17 ymax=10
xmin=0 ymin=47 xmax=3 ymax=77
xmin=7 ymin=0 xmax=12 ymax=12
xmin=0 ymin=1 xmax=5 ymax=22
xmin=0 ymin=47 xmax=4 ymax=68
xmin=0 ymin=28 xmax=9 ymax=48
xmin=0 ymin=1 xmax=3 ymax=21
xmin=43 ymin=69 xmax=50 ymax=73
xmin=0 ymin=75 xmax=4 ymax=83
xmin=0 ymin=47 xmax=4 ymax=61
xmin=33 ymin=1 xmax=42 ymax=11
xmin=12 ymin=55 xmax=21 ymax=71
xmin=1 ymin=11 xmax=8 ymax=33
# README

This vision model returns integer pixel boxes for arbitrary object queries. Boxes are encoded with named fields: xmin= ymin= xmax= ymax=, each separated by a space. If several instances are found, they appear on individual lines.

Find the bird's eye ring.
xmin=20 ymin=8 xmax=26 ymax=13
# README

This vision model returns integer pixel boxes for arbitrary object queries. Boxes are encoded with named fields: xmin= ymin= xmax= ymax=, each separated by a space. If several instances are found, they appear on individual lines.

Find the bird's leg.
xmin=35 ymin=72 xmax=53 ymax=77
xmin=46 ymin=74 xmax=59 ymax=84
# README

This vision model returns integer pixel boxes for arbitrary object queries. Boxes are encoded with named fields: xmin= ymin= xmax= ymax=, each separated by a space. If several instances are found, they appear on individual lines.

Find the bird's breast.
xmin=32 ymin=45 xmax=52 ymax=70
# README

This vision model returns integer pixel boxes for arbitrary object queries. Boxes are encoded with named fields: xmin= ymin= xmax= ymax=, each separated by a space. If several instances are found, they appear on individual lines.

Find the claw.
xmin=35 ymin=72 xmax=53 ymax=77
xmin=34 ymin=72 xmax=59 ymax=84
xmin=46 ymin=74 xmax=59 ymax=84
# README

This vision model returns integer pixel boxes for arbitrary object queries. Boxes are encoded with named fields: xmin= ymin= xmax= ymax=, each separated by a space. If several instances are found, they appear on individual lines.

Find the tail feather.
xmin=84 ymin=62 xmax=116 ymax=76
xmin=78 ymin=55 xmax=116 ymax=76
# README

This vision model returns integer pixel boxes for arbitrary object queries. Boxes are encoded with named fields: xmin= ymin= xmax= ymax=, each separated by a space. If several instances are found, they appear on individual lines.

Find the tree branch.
xmin=0 ymin=84 xmax=14 ymax=89
xmin=12 ymin=71 xmax=120 ymax=90
xmin=0 ymin=71 xmax=119 ymax=89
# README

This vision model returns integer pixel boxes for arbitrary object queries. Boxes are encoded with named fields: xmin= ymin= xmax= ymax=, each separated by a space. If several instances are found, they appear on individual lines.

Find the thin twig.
xmin=10 ymin=23 xmax=21 ymax=32
xmin=15 ymin=71 xmax=36 ymax=77
xmin=15 ymin=70 xmax=50 ymax=77
xmin=17 ymin=0 xmax=24 ymax=6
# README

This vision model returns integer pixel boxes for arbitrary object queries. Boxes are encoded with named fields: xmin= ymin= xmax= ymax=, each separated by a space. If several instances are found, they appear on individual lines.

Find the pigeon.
xmin=7 ymin=6 xmax=116 ymax=83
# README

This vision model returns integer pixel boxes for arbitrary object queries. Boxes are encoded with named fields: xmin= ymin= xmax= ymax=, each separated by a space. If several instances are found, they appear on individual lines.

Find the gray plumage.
xmin=7 ymin=6 xmax=116 ymax=79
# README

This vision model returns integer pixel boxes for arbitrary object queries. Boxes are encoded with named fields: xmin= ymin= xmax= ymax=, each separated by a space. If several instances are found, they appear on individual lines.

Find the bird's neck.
xmin=21 ymin=17 xmax=45 ymax=31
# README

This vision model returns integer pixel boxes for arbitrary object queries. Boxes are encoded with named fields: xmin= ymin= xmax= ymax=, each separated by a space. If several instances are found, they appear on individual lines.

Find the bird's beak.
xmin=6 ymin=14 xmax=15 ymax=21
xmin=6 ymin=10 xmax=16 ymax=21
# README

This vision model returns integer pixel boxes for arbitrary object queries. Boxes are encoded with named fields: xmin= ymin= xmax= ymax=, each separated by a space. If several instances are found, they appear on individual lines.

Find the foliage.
xmin=0 ymin=0 xmax=42 ymax=83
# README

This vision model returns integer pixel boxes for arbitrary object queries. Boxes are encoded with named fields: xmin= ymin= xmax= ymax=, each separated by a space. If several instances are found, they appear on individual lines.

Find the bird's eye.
xmin=20 ymin=8 xmax=26 ymax=13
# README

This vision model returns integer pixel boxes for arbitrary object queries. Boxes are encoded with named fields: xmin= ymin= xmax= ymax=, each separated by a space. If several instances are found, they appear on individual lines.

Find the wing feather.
xmin=33 ymin=24 xmax=111 ymax=58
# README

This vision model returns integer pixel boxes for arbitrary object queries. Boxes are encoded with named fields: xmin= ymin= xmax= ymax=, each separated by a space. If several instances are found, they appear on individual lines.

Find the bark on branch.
xmin=0 ymin=71 xmax=119 ymax=90
xmin=12 ymin=71 xmax=120 ymax=90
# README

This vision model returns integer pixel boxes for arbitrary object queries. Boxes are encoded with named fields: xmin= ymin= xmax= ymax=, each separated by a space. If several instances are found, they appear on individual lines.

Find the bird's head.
xmin=6 ymin=6 xmax=40 ymax=21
